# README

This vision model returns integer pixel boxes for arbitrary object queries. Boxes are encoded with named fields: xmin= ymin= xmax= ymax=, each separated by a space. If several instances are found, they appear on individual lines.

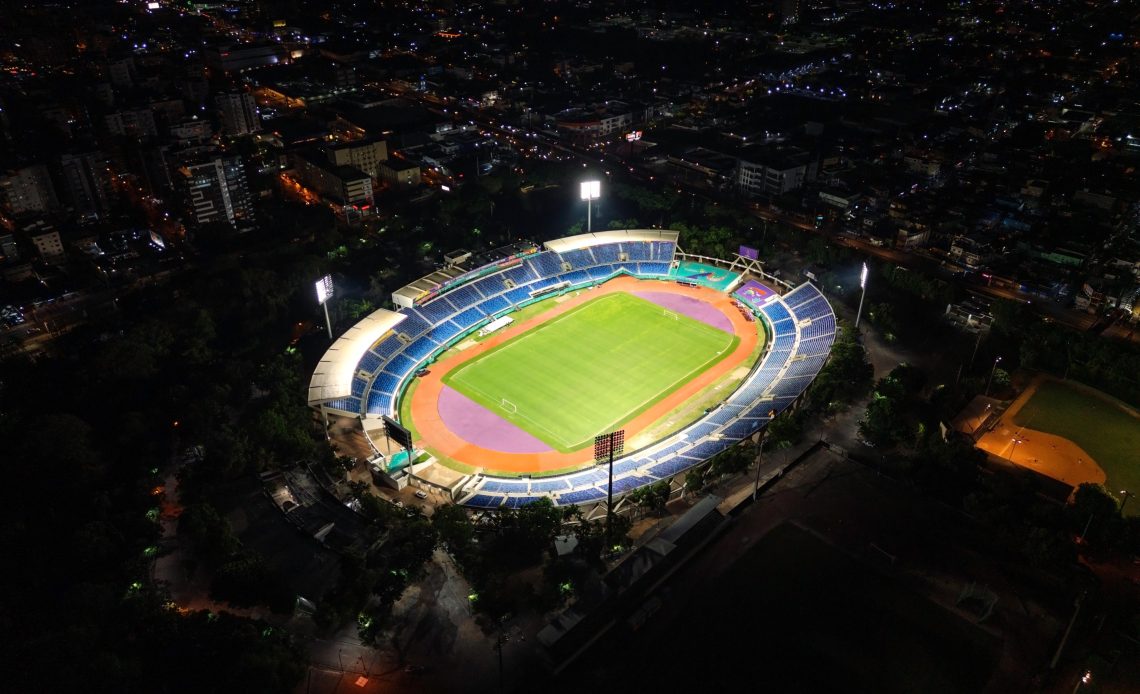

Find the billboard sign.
xmin=383 ymin=415 xmax=413 ymax=449
xmin=738 ymin=245 xmax=759 ymax=261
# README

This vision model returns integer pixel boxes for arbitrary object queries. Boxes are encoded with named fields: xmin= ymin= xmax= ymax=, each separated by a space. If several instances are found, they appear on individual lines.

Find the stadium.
xmin=308 ymin=230 xmax=836 ymax=509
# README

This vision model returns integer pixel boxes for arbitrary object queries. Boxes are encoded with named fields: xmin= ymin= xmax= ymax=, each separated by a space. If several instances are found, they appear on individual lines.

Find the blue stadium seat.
xmin=559 ymin=248 xmax=595 ymax=268
xmin=397 ymin=312 xmax=430 ymax=338
xmin=374 ymin=337 xmax=403 ymax=360
xmin=480 ymin=478 xmax=531 ymax=494
xmin=559 ymin=487 xmax=606 ymax=504
xmin=760 ymin=301 xmax=793 ymax=325
xmin=588 ymin=264 xmax=615 ymax=279
xmin=323 ymin=396 xmax=361 ymax=413
xmin=646 ymin=457 xmax=694 ymax=478
xmin=429 ymin=321 xmax=461 ymax=344
xmin=386 ymin=353 xmax=416 ymax=377
xmin=612 ymin=475 xmax=655 ymax=493
xmin=687 ymin=439 xmax=733 ymax=461
xmin=684 ymin=421 xmax=721 ymax=440
xmin=561 ymin=270 xmax=592 ymax=286
xmin=479 ymin=295 xmax=510 ymax=315
xmin=501 ymin=496 xmax=539 ymax=508
xmin=626 ymin=243 xmax=652 ymax=261
xmin=592 ymin=244 xmax=621 ymax=264
xmin=415 ymin=299 xmax=454 ymax=326
xmin=650 ymin=241 xmax=676 ymax=262
xmin=530 ymin=478 xmax=572 ymax=492
xmin=527 ymin=252 xmax=564 ymax=278
xmin=358 ymin=351 xmax=383 ymax=375
xmin=373 ymin=371 xmax=401 ymax=394
xmin=452 ymin=307 xmax=486 ymax=329
xmin=403 ymin=339 xmax=437 ymax=362
xmin=471 ymin=275 xmax=503 ymax=299
xmin=365 ymin=390 xmax=391 ymax=415
xmin=637 ymin=262 xmax=671 ymax=275
xmin=444 ymin=284 xmax=483 ymax=309
xmin=721 ymin=420 xmax=761 ymax=440
xmin=465 ymin=494 xmax=504 ymax=508
xmin=502 ymin=265 xmax=532 ymax=285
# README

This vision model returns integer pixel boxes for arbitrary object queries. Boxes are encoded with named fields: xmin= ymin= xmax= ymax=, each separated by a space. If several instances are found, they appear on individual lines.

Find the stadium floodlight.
xmin=1121 ymin=490 xmax=1134 ymax=514
xmin=855 ymin=262 xmax=868 ymax=328
xmin=315 ymin=275 xmax=334 ymax=338
xmin=580 ymin=180 xmax=601 ymax=232
xmin=595 ymin=429 xmax=625 ymax=541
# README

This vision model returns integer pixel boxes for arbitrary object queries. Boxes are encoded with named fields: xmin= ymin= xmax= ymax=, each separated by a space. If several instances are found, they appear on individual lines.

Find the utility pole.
xmin=753 ymin=409 xmax=778 ymax=501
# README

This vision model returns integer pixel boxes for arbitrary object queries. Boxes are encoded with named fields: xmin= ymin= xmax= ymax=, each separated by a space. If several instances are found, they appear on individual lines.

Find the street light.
xmin=986 ymin=356 xmax=1002 ymax=396
xmin=1121 ymin=490 xmax=1134 ymax=514
xmin=580 ymin=180 xmax=600 ymax=232
xmin=855 ymin=262 xmax=868 ymax=328
xmin=1009 ymin=436 xmax=1023 ymax=463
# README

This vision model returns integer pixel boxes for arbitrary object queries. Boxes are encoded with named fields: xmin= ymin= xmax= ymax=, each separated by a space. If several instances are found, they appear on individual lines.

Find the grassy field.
xmin=443 ymin=292 xmax=738 ymax=452
xmin=1014 ymin=379 xmax=1140 ymax=507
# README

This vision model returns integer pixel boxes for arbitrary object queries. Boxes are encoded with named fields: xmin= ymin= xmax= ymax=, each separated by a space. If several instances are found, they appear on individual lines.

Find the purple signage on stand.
xmin=738 ymin=245 xmax=759 ymax=261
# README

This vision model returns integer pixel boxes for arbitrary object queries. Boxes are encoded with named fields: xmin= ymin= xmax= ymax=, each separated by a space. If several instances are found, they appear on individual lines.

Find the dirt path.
xmin=409 ymin=276 xmax=759 ymax=474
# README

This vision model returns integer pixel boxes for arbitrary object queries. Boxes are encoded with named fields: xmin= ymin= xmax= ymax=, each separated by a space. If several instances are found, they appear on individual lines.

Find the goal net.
xmin=500 ymin=399 xmax=518 ymax=414
xmin=664 ymin=310 xmax=680 ymax=320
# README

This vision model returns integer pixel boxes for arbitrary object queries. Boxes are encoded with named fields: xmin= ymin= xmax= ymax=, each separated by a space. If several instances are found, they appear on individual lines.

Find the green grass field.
xmin=443 ymin=292 xmax=738 ymax=452
xmin=1014 ymin=379 xmax=1140 ymax=512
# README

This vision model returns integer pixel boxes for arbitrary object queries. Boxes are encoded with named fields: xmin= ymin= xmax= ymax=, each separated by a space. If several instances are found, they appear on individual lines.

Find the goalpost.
xmin=499 ymin=398 xmax=518 ymax=414
xmin=664 ymin=310 xmax=680 ymax=320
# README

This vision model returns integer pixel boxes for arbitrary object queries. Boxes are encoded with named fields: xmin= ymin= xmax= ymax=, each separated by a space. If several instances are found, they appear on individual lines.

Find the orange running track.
xmin=408 ymin=275 xmax=760 ymax=474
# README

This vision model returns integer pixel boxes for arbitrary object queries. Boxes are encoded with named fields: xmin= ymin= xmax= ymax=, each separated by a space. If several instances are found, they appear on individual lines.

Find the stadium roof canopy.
xmin=391 ymin=266 xmax=468 ymax=308
xmin=308 ymin=308 xmax=407 ymax=406
xmin=543 ymin=228 xmax=679 ymax=253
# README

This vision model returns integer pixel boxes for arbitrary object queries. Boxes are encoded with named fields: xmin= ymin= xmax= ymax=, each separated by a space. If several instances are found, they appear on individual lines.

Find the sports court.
xmin=442 ymin=292 xmax=738 ymax=451
xmin=977 ymin=376 xmax=1140 ymax=513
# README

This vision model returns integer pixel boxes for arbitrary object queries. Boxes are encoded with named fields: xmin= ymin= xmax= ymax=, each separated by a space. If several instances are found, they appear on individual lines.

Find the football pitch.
xmin=442 ymin=292 xmax=739 ymax=452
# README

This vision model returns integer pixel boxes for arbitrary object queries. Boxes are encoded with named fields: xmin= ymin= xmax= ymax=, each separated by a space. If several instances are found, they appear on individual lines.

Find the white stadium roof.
xmin=307 ymin=308 xmax=407 ymax=406
xmin=543 ymin=229 xmax=679 ymax=253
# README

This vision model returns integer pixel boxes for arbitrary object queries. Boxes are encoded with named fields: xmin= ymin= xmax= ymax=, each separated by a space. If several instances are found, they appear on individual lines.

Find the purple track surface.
xmin=437 ymin=386 xmax=553 ymax=453
xmin=632 ymin=291 xmax=734 ymax=333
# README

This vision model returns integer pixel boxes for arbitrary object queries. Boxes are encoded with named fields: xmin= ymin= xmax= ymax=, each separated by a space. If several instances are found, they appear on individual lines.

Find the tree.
xmin=685 ymin=466 xmax=708 ymax=493
xmin=1069 ymin=483 xmax=1123 ymax=551
xmin=180 ymin=503 xmax=241 ymax=567
xmin=432 ymin=504 xmax=476 ymax=558
xmin=629 ymin=480 xmax=671 ymax=513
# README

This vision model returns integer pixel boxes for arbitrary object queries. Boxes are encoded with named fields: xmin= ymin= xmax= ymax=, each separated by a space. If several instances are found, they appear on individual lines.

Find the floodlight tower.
xmin=855 ymin=262 xmax=868 ymax=328
xmin=315 ymin=274 xmax=334 ymax=339
xmin=580 ymin=180 xmax=601 ymax=232
xmin=595 ymin=429 xmax=625 ymax=544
